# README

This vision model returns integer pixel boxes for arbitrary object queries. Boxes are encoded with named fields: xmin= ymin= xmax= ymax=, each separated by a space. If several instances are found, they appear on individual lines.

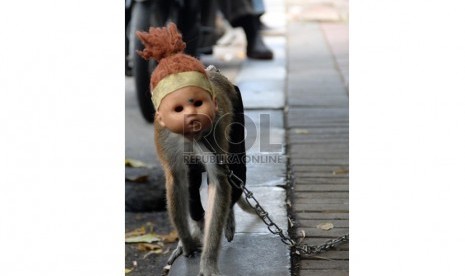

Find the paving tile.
xmin=244 ymin=110 xmax=285 ymax=154
xmin=234 ymin=187 xmax=288 ymax=233
xmin=239 ymin=80 xmax=285 ymax=109
xmin=169 ymin=233 xmax=290 ymax=276
xmin=288 ymin=82 xmax=348 ymax=97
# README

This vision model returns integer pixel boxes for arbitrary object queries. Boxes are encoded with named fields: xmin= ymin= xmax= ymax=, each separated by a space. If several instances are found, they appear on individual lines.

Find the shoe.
xmin=231 ymin=15 xmax=274 ymax=60
xmin=247 ymin=35 xmax=273 ymax=60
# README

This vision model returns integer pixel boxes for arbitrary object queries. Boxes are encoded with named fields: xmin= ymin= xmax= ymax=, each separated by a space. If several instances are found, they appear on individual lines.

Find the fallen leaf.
xmin=317 ymin=222 xmax=334 ymax=231
xmin=160 ymin=230 xmax=178 ymax=243
xmin=288 ymin=217 xmax=294 ymax=228
xmin=139 ymin=243 xmax=165 ymax=259
xmin=125 ymin=225 xmax=173 ymax=245
xmin=125 ymin=233 xmax=162 ymax=244
xmin=125 ymin=226 xmax=146 ymax=238
xmin=125 ymin=158 xmax=147 ymax=168
xmin=125 ymin=175 xmax=149 ymax=183
xmin=125 ymin=261 xmax=137 ymax=274
xmin=294 ymin=129 xmax=309 ymax=134
xmin=137 ymin=243 xmax=163 ymax=252
xmin=286 ymin=199 xmax=292 ymax=207
xmin=143 ymin=249 xmax=164 ymax=259
xmin=309 ymin=255 xmax=335 ymax=261
xmin=333 ymin=168 xmax=349 ymax=175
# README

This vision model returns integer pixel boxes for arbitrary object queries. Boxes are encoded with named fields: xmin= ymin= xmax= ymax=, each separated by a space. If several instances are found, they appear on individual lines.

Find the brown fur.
xmin=153 ymin=69 xmax=237 ymax=275
xmin=137 ymin=23 xmax=251 ymax=276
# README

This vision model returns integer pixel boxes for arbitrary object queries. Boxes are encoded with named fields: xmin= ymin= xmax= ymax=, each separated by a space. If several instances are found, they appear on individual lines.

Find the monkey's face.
xmin=156 ymin=86 xmax=218 ymax=138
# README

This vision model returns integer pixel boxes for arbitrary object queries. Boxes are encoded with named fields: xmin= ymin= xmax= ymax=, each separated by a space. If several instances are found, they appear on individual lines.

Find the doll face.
xmin=156 ymin=86 xmax=218 ymax=138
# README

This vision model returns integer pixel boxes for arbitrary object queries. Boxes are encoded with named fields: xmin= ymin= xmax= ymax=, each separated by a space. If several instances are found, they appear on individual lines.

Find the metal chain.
xmin=161 ymin=163 xmax=349 ymax=275
xmin=222 ymin=163 xmax=349 ymax=256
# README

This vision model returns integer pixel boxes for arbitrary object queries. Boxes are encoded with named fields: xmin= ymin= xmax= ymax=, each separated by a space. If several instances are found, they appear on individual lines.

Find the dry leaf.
xmin=125 ymin=233 xmax=162 ymax=244
xmin=125 ymin=175 xmax=149 ymax=183
xmin=333 ymin=168 xmax=349 ymax=175
xmin=143 ymin=249 xmax=164 ymax=259
xmin=125 ymin=158 xmax=147 ymax=168
xmin=125 ymin=225 xmax=173 ymax=245
xmin=309 ymin=255 xmax=335 ymax=261
xmin=139 ymin=243 xmax=165 ymax=259
xmin=317 ymin=222 xmax=334 ymax=231
xmin=137 ymin=243 xmax=163 ymax=252
xmin=294 ymin=129 xmax=309 ymax=134
xmin=125 ymin=226 xmax=146 ymax=239
xmin=160 ymin=230 xmax=178 ymax=243
xmin=126 ymin=261 xmax=137 ymax=274
xmin=288 ymin=217 xmax=294 ymax=228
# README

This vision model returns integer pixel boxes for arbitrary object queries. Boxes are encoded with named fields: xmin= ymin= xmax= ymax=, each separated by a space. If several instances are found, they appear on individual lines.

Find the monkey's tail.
xmin=237 ymin=195 xmax=256 ymax=215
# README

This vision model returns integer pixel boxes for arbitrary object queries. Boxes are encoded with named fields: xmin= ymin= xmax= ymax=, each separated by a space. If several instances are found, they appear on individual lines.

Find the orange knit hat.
xmin=136 ymin=23 xmax=214 ymax=109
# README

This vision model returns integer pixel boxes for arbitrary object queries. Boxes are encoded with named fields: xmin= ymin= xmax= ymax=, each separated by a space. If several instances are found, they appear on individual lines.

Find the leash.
xmin=220 ymin=162 xmax=349 ymax=256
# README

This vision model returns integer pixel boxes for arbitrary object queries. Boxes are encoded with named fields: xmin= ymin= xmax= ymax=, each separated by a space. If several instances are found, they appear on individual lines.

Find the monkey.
xmin=136 ymin=23 xmax=255 ymax=276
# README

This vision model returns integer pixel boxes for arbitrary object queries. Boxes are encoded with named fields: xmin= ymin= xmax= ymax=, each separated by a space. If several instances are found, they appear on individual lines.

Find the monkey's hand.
xmin=175 ymin=240 xmax=202 ymax=258
xmin=167 ymin=242 xmax=184 ymax=265
xmin=163 ymin=241 xmax=201 ymax=275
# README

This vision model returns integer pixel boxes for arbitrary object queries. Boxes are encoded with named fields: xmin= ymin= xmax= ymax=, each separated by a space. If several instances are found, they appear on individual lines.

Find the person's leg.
xmin=224 ymin=0 xmax=273 ymax=60
xmin=231 ymin=14 xmax=273 ymax=59
xmin=177 ymin=0 xmax=201 ymax=57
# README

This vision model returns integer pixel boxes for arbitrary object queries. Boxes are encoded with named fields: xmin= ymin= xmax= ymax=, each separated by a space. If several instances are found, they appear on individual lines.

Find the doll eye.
xmin=174 ymin=106 xmax=184 ymax=112
xmin=194 ymin=100 xmax=203 ymax=107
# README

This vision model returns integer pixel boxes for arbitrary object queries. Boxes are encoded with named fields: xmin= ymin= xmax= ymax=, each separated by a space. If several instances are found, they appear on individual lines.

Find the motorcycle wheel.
xmin=129 ymin=1 xmax=167 ymax=123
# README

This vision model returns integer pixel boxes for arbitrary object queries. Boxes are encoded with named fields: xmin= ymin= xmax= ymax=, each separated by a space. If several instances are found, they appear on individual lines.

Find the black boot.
xmin=231 ymin=15 xmax=273 ymax=60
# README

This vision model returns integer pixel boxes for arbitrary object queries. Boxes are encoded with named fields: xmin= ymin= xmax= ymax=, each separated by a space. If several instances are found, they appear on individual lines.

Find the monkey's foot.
xmin=224 ymin=210 xmax=236 ymax=242
xmin=174 ymin=240 xmax=202 ymax=258
xmin=198 ymin=266 xmax=222 ymax=276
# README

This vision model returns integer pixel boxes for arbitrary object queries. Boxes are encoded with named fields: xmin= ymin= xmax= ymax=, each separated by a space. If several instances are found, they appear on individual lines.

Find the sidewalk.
xmin=125 ymin=0 xmax=348 ymax=274
xmin=286 ymin=0 xmax=349 ymax=275
xmin=169 ymin=0 xmax=289 ymax=274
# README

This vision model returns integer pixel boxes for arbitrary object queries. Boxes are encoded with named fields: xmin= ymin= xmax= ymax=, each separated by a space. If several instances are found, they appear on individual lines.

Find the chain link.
xmin=162 ymin=163 xmax=349 ymax=275
xmin=223 ymin=163 xmax=349 ymax=256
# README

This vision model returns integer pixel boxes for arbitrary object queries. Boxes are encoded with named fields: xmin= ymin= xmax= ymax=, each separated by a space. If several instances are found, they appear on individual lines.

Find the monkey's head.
xmin=155 ymin=85 xmax=218 ymax=138
xmin=136 ymin=23 xmax=218 ymax=138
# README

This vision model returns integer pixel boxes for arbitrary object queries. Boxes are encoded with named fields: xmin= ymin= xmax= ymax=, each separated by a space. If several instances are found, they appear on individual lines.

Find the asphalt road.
xmin=125 ymin=75 xmax=174 ymax=275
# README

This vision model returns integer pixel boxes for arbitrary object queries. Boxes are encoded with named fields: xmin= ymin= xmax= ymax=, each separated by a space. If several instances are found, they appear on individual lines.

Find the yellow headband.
xmin=151 ymin=71 xmax=214 ymax=109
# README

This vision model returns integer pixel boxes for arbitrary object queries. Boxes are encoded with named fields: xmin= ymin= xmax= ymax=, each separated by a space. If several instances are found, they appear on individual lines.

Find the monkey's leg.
xmin=224 ymin=207 xmax=235 ymax=242
xmin=228 ymin=85 xmax=247 ymax=205
xmin=188 ymin=164 xmax=206 ymax=244
xmin=199 ymin=174 xmax=231 ymax=276
xmin=165 ymin=170 xmax=199 ymax=257
xmin=223 ymin=87 xmax=247 ymax=242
